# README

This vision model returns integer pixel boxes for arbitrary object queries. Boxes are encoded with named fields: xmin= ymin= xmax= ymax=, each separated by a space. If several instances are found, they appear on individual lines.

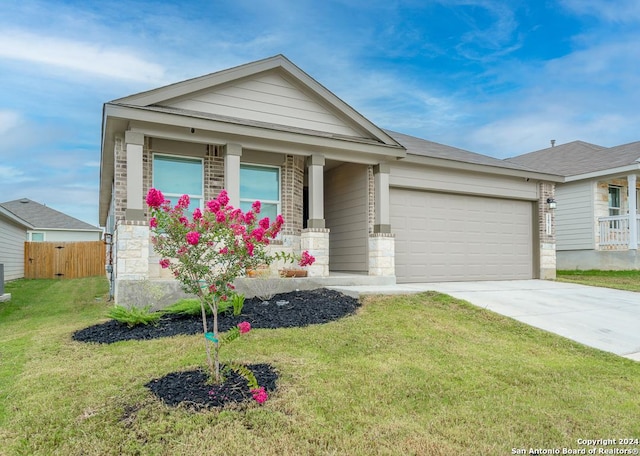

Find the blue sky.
xmin=1 ymin=0 xmax=640 ymax=226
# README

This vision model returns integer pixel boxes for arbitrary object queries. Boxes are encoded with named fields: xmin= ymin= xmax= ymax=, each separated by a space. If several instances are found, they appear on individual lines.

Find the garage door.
xmin=391 ymin=188 xmax=534 ymax=282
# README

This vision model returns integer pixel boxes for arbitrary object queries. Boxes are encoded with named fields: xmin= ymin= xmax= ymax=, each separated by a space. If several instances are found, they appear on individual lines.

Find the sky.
xmin=1 ymin=0 xmax=640 ymax=227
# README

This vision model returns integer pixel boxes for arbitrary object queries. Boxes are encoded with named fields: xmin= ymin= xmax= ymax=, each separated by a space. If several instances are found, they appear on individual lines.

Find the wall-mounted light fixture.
xmin=547 ymin=198 xmax=557 ymax=209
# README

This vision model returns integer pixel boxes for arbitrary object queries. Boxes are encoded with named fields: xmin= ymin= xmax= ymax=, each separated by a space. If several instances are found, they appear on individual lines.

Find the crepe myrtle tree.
xmin=146 ymin=188 xmax=314 ymax=401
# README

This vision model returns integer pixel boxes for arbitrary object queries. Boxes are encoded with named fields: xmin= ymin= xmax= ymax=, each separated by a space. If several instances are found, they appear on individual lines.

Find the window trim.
xmin=152 ymin=153 xmax=204 ymax=210
xmin=239 ymin=163 xmax=281 ymax=216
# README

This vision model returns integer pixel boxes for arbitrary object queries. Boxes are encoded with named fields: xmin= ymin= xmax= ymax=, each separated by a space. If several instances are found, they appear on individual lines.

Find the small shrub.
xmin=107 ymin=305 xmax=161 ymax=327
xmin=231 ymin=292 xmax=245 ymax=316
xmin=164 ymin=298 xmax=211 ymax=316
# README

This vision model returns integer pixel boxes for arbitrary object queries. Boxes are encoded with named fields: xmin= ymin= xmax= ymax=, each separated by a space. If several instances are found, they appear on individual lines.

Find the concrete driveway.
xmin=331 ymin=280 xmax=640 ymax=361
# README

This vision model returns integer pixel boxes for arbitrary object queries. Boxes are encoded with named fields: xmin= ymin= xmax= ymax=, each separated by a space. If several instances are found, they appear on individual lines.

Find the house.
xmin=507 ymin=141 xmax=640 ymax=270
xmin=0 ymin=199 xmax=103 ymax=282
xmin=99 ymin=55 xmax=561 ymax=305
xmin=0 ymin=204 xmax=33 ymax=282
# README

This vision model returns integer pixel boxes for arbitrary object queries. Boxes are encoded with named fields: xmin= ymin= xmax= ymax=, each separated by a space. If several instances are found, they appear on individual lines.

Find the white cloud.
xmin=0 ymin=110 xmax=22 ymax=135
xmin=0 ymin=164 xmax=37 ymax=184
xmin=0 ymin=30 xmax=167 ymax=84
xmin=560 ymin=0 xmax=640 ymax=22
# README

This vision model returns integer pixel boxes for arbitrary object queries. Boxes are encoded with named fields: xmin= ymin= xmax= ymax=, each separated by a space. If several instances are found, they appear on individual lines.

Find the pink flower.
xmin=177 ymin=194 xmax=190 ymax=209
xmin=252 ymin=200 xmax=261 ymax=213
xmin=245 ymin=241 xmax=254 ymax=256
xmin=179 ymin=216 xmax=189 ymax=226
xmin=298 ymin=250 xmax=315 ymax=267
xmin=149 ymin=217 xmax=158 ymax=228
xmin=219 ymin=247 xmax=229 ymax=255
xmin=159 ymin=258 xmax=170 ymax=269
xmin=259 ymin=217 xmax=270 ymax=230
xmin=186 ymin=231 xmax=200 ymax=246
xmin=251 ymin=227 xmax=265 ymax=242
xmin=146 ymin=188 xmax=165 ymax=208
xmin=216 ymin=211 xmax=226 ymax=223
xmin=217 ymin=190 xmax=229 ymax=207
xmin=238 ymin=322 xmax=251 ymax=334
xmin=251 ymin=387 xmax=268 ymax=404
xmin=193 ymin=208 xmax=202 ymax=220
xmin=244 ymin=211 xmax=256 ymax=224
xmin=206 ymin=199 xmax=220 ymax=213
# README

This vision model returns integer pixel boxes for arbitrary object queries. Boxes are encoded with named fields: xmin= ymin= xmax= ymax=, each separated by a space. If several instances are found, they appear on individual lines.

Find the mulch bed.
xmin=72 ymin=288 xmax=359 ymax=410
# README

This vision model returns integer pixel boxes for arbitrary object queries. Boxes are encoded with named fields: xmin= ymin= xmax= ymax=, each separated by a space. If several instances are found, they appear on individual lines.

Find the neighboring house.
xmin=0 ymin=199 xmax=103 ymax=283
xmin=507 ymin=141 xmax=640 ymax=270
xmin=0 ymin=205 xmax=33 ymax=282
xmin=99 ymin=54 xmax=561 ymax=305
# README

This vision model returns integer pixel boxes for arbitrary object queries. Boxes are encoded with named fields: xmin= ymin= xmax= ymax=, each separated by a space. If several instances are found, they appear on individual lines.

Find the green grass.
xmin=1 ymin=278 xmax=640 ymax=455
xmin=557 ymin=269 xmax=640 ymax=291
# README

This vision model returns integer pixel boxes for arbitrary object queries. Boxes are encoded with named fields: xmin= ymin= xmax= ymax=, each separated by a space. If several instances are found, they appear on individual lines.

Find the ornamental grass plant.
xmin=2 ymin=277 xmax=640 ymax=455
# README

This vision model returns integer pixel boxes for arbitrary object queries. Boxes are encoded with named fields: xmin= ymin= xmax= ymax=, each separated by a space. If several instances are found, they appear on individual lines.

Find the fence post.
xmin=0 ymin=264 xmax=4 ymax=295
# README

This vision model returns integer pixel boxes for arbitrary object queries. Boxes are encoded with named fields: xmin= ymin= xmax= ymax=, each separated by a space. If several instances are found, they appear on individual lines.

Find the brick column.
xmin=538 ymin=182 xmax=556 ymax=279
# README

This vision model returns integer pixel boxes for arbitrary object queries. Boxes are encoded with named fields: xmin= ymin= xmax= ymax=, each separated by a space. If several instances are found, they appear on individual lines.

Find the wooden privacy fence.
xmin=24 ymin=241 xmax=106 ymax=279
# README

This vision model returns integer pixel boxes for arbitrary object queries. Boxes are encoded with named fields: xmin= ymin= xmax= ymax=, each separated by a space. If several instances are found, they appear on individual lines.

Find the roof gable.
xmin=111 ymin=55 xmax=398 ymax=146
xmin=0 ymin=199 xmax=100 ymax=231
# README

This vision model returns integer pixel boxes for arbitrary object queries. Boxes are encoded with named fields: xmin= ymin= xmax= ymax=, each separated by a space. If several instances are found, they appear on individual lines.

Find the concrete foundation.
xmin=558 ymin=249 xmax=640 ymax=270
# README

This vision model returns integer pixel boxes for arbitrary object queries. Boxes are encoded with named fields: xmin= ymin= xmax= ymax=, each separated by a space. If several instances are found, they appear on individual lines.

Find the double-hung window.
xmin=240 ymin=164 xmax=280 ymax=220
xmin=608 ymin=186 xmax=621 ymax=216
xmin=153 ymin=154 xmax=203 ymax=214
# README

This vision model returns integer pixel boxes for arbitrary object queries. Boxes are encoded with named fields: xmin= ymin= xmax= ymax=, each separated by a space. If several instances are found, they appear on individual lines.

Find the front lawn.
xmin=557 ymin=269 xmax=640 ymax=292
xmin=1 ymin=277 xmax=639 ymax=455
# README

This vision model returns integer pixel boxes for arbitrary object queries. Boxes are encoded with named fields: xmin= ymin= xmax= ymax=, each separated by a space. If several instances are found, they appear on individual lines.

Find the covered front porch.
xmin=597 ymin=173 xmax=639 ymax=251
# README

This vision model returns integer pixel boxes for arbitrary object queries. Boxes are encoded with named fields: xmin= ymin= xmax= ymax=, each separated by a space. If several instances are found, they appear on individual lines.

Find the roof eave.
xmin=401 ymin=154 xmax=564 ymax=182
xmin=564 ymin=163 xmax=640 ymax=182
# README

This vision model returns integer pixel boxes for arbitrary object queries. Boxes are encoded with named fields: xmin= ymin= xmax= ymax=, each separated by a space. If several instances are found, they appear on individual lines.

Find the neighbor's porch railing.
xmin=598 ymin=215 xmax=640 ymax=248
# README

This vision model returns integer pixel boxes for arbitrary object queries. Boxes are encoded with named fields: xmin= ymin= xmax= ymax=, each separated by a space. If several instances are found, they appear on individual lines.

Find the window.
xmin=153 ymin=154 xmax=203 ymax=214
xmin=28 ymin=232 xmax=45 ymax=242
xmin=608 ymin=186 xmax=621 ymax=216
xmin=240 ymin=164 xmax=280 ymax=220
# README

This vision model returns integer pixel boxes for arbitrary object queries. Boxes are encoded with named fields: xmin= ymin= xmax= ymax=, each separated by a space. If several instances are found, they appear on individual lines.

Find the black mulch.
xmin=145 ymin=364 xmax=278 ymax=410
xmin=72 ymin=288 xmax=359 ymax=345
xmin=72 ymin=288 xmax=359 ymax=410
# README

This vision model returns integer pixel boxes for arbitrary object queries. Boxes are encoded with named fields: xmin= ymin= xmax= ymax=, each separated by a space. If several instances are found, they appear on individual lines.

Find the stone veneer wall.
xmin=538 ymin=182 xmax=556 ymax=279
xmin=369 ymin=233 xmax=395 ymax=277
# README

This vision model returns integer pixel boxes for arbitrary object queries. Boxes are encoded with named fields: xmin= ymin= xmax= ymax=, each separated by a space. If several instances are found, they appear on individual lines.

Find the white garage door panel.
xmin=391 ymin=189 xmax=533 ymax=282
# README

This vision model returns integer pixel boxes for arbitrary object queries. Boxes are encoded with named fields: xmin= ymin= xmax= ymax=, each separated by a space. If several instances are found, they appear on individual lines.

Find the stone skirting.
xmin=540 ymin=243 xmax=557 ymax=279
xmin=301 ymin=228 xmax=330 ymax=277
xmin=369 ymin=233 xmax=395 ymax=277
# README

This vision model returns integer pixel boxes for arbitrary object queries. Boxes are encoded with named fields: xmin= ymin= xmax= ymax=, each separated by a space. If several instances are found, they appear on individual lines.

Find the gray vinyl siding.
xmin=0 ymin=218 xmax=26 ymax=281
xmin=555 ymin=181 xmax=595 ymax=250
xmin=389 ymin=162 xmax=539 ymax=200
xmin=166 ymin=72 xmax=363 ymax=137
xmin=325 ymin=163 xmax=368 ymax=271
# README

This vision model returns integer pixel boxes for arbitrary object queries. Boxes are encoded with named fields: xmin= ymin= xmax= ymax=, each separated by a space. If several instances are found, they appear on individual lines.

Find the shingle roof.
xmin=505 ymin=140 xmax=640 ymax=176
xmin=0 ymin=199 xmax=101 ymax=231
xmin=385 ymin=130 xmax=541 ymax=172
